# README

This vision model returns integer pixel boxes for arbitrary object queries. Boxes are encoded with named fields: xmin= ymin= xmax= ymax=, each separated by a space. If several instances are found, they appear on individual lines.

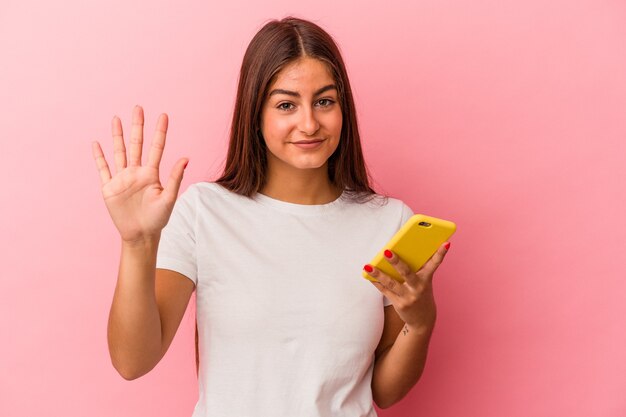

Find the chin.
xmin=289 ymin=159 xmax=329 ymax=170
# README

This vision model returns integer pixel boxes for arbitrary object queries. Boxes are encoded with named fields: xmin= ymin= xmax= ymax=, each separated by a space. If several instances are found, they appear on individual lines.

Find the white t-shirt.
xmin=156 ymin=182 xmax=414 ymax=417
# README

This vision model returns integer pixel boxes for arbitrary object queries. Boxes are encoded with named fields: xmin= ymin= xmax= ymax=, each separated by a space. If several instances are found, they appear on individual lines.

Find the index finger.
xmin=383 ymin=249 xmax=421 ymax=288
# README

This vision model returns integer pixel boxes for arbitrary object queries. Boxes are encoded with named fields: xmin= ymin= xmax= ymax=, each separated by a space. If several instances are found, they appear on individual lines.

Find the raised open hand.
xmin=91 ymin=105 xmax=188 ymax=244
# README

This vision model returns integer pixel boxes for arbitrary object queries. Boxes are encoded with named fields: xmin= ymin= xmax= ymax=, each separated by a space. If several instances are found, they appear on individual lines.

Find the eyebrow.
xmin=268 ymin=84 xmax=337 ymax=98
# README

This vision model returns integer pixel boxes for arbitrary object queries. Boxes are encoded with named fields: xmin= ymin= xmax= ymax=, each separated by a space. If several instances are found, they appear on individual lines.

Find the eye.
xmin=276 ymin=99 xmax=336 ymax=112
xmin=277 ymin=102 xmax=295 ymax=111
xmin=317 ymin=98 xmax=335 ymax=107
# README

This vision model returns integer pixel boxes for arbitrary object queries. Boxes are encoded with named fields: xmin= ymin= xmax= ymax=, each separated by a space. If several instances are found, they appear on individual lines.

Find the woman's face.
xmin=259 ymin=57 xmax=343 ymax=172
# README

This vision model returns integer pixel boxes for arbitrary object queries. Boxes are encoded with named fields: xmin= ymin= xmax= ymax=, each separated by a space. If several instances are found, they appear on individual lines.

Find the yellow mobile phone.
xmin=362 ymin=214 xmax=457 ymax=283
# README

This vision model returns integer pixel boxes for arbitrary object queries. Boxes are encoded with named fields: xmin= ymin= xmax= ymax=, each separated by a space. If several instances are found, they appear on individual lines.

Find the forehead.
xmin=269 ymin=58 xmax=335 ymax=89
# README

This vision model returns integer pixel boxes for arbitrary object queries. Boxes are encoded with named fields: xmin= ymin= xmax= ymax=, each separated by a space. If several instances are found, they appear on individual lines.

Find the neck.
xmin=259 ymin=158 xmax=342 ymax=205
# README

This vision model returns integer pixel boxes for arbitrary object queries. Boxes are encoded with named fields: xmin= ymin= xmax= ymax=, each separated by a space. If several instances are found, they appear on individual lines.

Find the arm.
xmin=108 ymin=237 xmax=196 ymax=380
xmin=107 ymin=238 xmax=163 ymax=380
xmin=92 ymin=106 xmax=193 ymax=380
xmin=367 ymin=242 xmax=450 ymax=408
xmin=371 ymin=307 xmax=434 ymax=408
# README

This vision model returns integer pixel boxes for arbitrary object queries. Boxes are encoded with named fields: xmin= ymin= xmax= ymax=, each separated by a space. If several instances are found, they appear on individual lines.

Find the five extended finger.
xmin=128 ymin=105 xmax=144 ymax=166
xmin=147 ymin=113 xmax=168 ymax=169
xmin=91 ymin=141 xmax=112 ymax=185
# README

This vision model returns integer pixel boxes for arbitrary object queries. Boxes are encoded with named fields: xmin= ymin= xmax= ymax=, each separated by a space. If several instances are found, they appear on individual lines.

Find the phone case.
xmin=362 ymin=214 xmax=457 ymax=283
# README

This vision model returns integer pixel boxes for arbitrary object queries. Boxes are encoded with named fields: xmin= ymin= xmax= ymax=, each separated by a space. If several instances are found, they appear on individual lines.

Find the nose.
xmin=298 ymin=105 xmax=320 ymax=136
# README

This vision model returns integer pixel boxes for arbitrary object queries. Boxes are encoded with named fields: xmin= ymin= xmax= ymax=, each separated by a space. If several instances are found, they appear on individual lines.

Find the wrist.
xmin=121 ymin=234 xmax=161 ymax=250
xmin=405 ymin=320 xmax=435 ymax=336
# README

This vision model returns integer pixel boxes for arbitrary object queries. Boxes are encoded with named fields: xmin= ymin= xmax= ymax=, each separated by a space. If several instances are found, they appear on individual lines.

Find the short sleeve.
xmin=383 ymin=201 xmax=415 ymax=307
xmin=156 ymin=184 xmax=198 ymax=286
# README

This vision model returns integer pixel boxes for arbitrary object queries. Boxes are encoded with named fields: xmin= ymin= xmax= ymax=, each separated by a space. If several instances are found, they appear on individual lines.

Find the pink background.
xmin=1 ymin=0 xmax=625 ymax=416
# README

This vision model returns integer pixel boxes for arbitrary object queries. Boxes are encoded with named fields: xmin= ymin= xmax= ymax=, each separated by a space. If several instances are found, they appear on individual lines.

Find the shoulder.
xmin=353 ymin=192 xmax=411 ymax=212
xmin=179 ymin=181 xmax=258 ymax=216
xmin=386 ymin=196 xmax=414 ymax=225
xmin=178 ymin=181 xmax=232 ymax=203
xmin=346 ymin=192 xmax=413 ymax=223
xmin=183 ymin=181 xmax=219 ymax=196
xmin=186 ymin=181 xmax=249 ymax=199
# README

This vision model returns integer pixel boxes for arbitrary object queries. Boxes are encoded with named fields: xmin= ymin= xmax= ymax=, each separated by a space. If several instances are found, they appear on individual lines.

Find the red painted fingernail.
xmin=444 ymin=242 xmax=451 ymax=250
xmin=384 ymin=249 xmax=392 ymax=259
xmin=363 ymin=264 xmax=373 ymax=273
xmin=184 ymin=160 xmax=189 ymax=169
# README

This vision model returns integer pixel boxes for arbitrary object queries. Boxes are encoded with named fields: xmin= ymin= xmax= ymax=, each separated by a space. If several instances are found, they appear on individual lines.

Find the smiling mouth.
xmin=291 ymin=139 xmax=325 ymax=144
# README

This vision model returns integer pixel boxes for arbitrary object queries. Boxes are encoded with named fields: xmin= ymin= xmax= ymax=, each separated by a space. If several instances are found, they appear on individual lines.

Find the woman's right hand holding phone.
xmin=91 ymin=105 xmax=188 ymax=245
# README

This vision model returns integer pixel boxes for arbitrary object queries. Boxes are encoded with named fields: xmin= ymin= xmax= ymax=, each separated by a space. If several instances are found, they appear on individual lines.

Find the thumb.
xmin=163 ymin=158 xmax=188 ymax=202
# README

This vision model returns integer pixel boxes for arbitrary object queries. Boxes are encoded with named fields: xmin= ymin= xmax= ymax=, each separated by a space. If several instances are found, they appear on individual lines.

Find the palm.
xmin=92 ymin=106 xmax=188 ymax=243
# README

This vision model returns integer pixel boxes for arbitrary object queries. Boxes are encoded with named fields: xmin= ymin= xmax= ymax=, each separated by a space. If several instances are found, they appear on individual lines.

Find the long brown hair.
xmin=195 ymin=16 xmax=387 ymax=376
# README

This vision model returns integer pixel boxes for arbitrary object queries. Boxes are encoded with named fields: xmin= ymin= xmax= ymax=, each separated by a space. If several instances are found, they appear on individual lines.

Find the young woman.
xmin=92 ymin=16 xmax=450 ymax=416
